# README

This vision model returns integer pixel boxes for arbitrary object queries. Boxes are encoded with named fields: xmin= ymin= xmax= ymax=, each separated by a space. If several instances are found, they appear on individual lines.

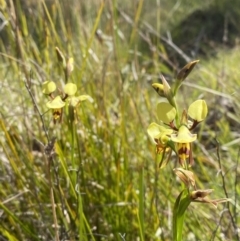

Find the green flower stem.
xmin=172 ymin=97 xmax=180 ymax=127
xmin=173 ymin=189 xmax=191 ymax=241
xmin=67 ymin=106 xmax=77 ymax=186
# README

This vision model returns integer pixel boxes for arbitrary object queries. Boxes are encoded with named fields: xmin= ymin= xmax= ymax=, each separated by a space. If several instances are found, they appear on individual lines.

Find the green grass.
xmin=0 ymin=0 xmax=240 ymax=240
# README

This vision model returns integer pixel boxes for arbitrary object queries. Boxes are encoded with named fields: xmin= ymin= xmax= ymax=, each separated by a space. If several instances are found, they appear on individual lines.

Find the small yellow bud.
xmin=152 ymin=83 xmax=165 ymax=97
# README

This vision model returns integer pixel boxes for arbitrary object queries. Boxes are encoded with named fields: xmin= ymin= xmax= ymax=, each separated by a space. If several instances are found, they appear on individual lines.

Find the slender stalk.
xmin=50 ymin=187 xmax=60 ymax=241
xmin=24 ymin=78 xmax=49 ymax=142
xmin=138 ymin=167 xmax=145 ymax=241
xmin=46 ymin=149 xmax=60 ymax=241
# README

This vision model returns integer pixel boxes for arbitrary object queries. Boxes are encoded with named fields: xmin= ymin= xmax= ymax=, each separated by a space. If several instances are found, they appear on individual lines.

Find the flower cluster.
xmin=147 ymin=99 xmax=207 ymax=168
xmin=147 ymin=61 xmax=208 ymax=169
xmin=147 ymin=60 xmax=229 ymax=212
xmin=42 ymin=47 xmax=92 ymax=124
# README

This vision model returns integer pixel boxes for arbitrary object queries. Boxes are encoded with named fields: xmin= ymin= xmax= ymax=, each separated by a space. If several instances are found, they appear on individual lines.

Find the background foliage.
xmin=0 ymin=0 xmax=240 ymax=240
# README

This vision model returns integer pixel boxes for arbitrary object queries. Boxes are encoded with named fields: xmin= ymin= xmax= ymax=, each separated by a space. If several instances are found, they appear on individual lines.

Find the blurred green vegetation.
xmin=0 ymin=0 xmax=240 ymax=240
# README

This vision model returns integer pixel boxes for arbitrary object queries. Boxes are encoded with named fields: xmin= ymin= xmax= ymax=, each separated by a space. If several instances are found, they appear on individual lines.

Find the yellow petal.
xmin=171 ymin=125 xmax=196 ymax=143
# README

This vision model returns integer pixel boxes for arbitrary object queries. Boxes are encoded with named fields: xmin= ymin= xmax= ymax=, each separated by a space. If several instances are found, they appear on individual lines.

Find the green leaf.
xmin=64 ymin=83 xmax=77 ymax=96
xmin=157 ymin=148 xmax=172 ymax=169
xmin=42 ymin=81 xmax=56 ymax=95
xmin=188 ymin=100 xmax=208 ymax=122
xmin=166 ymin=139 xmax=176 ymax=153
xmin=173 ymin=189 xmax=192 ymax=241
xmin=55 ymin=47 xmax=66 ymax=68
xmin=46 ymin=96 xmax=65 ymax=109
xmin=157 ymin=102 xmax=176 ymax=123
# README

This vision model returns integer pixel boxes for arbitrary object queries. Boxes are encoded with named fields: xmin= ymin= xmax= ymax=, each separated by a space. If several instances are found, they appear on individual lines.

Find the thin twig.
xmin=215 ymin=138 xmax=239 ymax=241
xmin=50 ymin=184 xmax=60 ymax=241
xmin=24 ymin=73 xmax=49 ymax=142
xmin=234 ymin=146 xmax=240 ymax=231
xmin=25 ymin=74 xmax=60 ymax=240
xmin=45 ymin=138 xmax=60 ymax=241
xmin=53 ymin=162 xmax=69 ymax=239
xmin=210 ymin=208 xmax=229 ymax=241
